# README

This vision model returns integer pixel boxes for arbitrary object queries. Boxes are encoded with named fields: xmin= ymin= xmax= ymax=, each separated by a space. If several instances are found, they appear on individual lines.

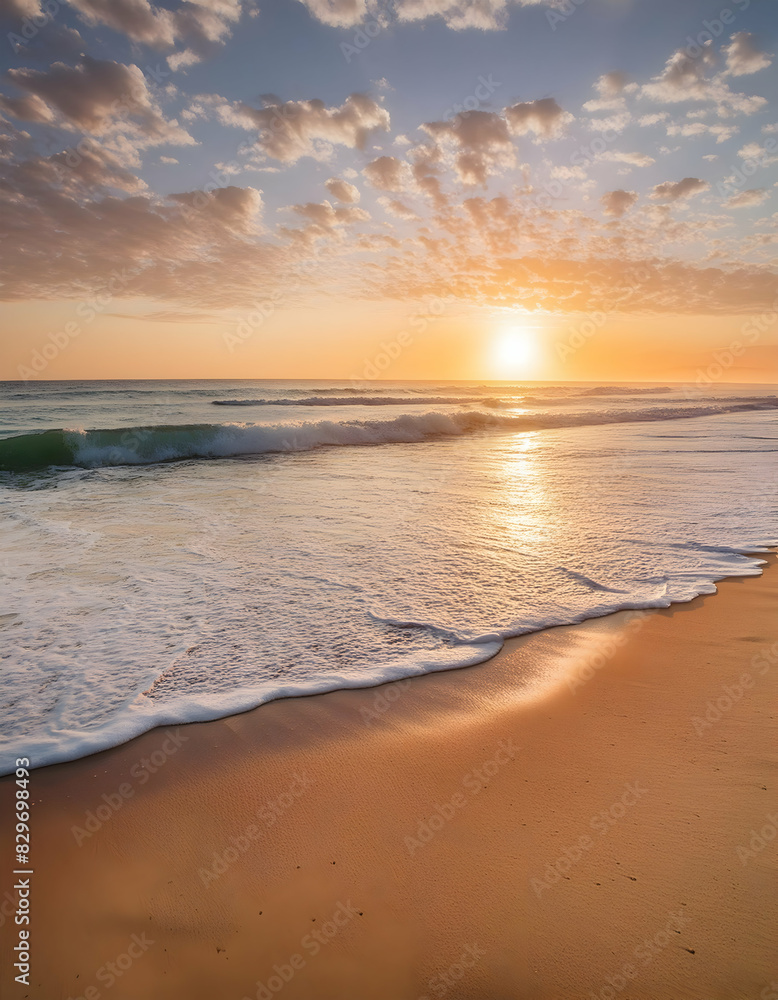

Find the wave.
xmin=212 ymin=395 xmax=503 ymax=408
xmin=576 ymin=385 xmax=673 ymax=396
xmin=2 ymin=399 xmax=776 ymax=472
xmin=430 ymin=384 xmax=675 ymax=396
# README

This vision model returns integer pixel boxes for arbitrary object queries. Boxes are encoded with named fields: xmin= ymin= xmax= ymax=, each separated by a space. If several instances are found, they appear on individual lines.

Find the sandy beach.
xmin=2 ymin=555 xmax=777 ymax=1000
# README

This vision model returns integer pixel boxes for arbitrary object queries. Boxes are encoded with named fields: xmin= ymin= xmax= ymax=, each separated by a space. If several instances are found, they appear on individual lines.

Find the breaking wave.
xmin=2 ymin=398 xmax=777 ymax=471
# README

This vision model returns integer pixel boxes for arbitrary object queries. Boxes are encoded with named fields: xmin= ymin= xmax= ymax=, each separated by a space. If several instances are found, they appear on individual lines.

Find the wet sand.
xmin=1 ymin=555 xmax=777 ymax=999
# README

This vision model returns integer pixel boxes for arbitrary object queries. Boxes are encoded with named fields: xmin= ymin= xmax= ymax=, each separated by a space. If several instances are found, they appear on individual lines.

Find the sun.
xmin=492 ymin=326 xmax=538 ymax=376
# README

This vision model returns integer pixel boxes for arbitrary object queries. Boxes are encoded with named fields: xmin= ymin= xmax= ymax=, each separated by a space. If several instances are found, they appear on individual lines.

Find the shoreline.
xmin=2 ymin=549 xmax=773 ymax=777
xmin=1 ymin=555 xmax=777 ymax=998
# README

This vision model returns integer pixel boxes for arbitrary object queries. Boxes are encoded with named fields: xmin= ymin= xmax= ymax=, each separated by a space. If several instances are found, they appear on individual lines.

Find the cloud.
xmin=393 ymin=0 xmax=545 ymax=32
xmin=378 ymin=196 xmax=419 ymax=220
xmin=723 ymin=32 xmax=773 ymax=77
xmin=296 ymin=0 xmax=368 ymax=27
xmin=64 ymin=0 xmax=252 ymax=69
xmin=0 ymin=92 xmax=55 ymax=125
xmin=505 ymin=97 xmax=573 ymax=139
xmin=169 ymin=184 xmax=263 ymax=232
xmin=1 ymin=140 xmax=146 ymax=196
xmin=725 ymin=188 xmax=768 ymax=209
xmin=325 ymin=176 xmax=360 ymax=202
xmin=593 ymin=71 xmax=632 ymax=98
xmin=638 ymin=112 xmax=669 ymax=127
xmin=640 ymin=45 xmax=717 ymax=103
xmin=666 ymin=122 xmax=738 ymax=144
xmin=585 ymin=110 xmax=631 ymax=133
xmin=0 ymin=113 xmax=31 ymax=160
xmin=737 ymin=141 xmax=778 ymax=167
xmin=0 ymin=153 xmax=292 ymax=307
xmin=640 ymin=44 xmax=767 ymax=116
xmin=550 ymin=164 xmax=586 ymax=181
xmin=7 ymin=23 xmax=85 ymax=61
xmin=214 ymin=92 xmax=390 ymax=164
xmin=66 ymin=0 xmax=177 ymax=47
xmin=0 ymin=0 xmax=41 ymax=15
xmin=160 ymin=155 xmax=179 ymax=164
xmin=650 ymin=177 xmax=710 ymax=202
xmin=409 ymin=143 xmax=447 ymax=209
xmin=282 ymin=198 xmax=370 ymax=246
xmin=291 ymin=200 xmax=369 ymax=227
xmin=599 ymin=150 xmax=655 ymax=168
xmin=422 ymin=109 xmax=514 ymax=186
xmin=601 ymin=189 xmax=638 ymax=217
xmin=368 ymin=243 xmax=778 ymax=316
xmin=362 ymin=155 xmax=408 ymax=191
xmin=0 ymin=56 xmax=195 ymax=153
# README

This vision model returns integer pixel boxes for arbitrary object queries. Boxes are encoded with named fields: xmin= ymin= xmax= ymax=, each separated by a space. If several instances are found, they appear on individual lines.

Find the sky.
xmin=0 ymin=0 xmax=776 ymax=383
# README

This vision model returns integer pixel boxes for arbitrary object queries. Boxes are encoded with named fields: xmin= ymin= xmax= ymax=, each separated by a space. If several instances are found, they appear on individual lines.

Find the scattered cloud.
xmin=63 ymin=0 xmax=253 ymax=70
xmin=0 ymin=56 xmax=196 ymax=156
xmin=210 ymin=92 xmax=391 ymax=164
xmin=505 ymin=97 xmax=573 ymax=139
xmin=601 ymin=189 xmax=638 ymax=217
xmin=378 ymin=196 xmax=419 ymax=220
xmin=325 ymin=176 xmax=361 ymax=202
xmin=593 ymin=71 xmax=633 ymax=98
xmin=422 ymin=110 xmax=514 ymax=186
xmin=722 ymin=32 xmax=773 ymax=77
xmin=666 ymin=122 xmax=738 ymax=144
xmin=599 ymin=150 xmax=655 ymax=168
xmin=296 ymin=0 xmax=368 ymax=28
xmin=650 ymin=177 xmax=710 ymax=202
xmin=363 ymin=155 xmax=408 ymax=191
xmin=393 ymin=0 xmax=545 ymax=32
xmin=725 ymin=188 xmax=768 ymax=209
xmin=640 ymin=44 xmax=767 ymax=117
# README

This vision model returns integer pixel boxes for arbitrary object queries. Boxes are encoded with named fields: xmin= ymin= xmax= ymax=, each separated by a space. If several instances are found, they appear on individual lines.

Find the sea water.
xmin=1 ymin=380 xmax=775 ymax=772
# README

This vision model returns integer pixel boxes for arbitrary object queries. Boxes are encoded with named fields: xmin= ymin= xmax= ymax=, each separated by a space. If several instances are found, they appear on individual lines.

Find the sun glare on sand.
xmin=492 ymin=326 xmax=539 ymax=376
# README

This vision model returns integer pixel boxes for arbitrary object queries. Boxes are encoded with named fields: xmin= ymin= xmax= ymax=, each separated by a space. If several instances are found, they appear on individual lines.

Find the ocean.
xmin=1 ymin=379 xmax=776 ymax=773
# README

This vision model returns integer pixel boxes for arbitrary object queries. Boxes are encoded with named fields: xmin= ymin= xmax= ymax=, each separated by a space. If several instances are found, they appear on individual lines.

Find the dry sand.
xmin=1 ymin=556 xmax=777 ymax=1000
